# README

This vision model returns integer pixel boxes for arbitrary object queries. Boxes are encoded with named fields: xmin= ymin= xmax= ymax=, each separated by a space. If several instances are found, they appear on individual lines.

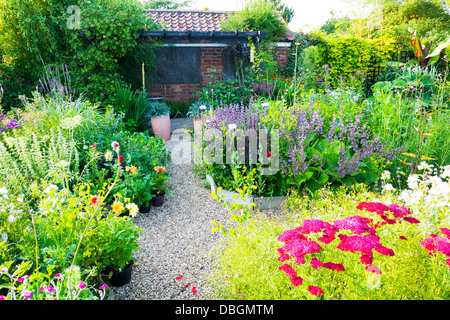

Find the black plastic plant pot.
xmin=140 ymin=203 xmax=151 ymax=214
xmin=152 ymin=193 xmax=165 ymax=207
xmin=118 ymin=210 xmax=130 ymax=218
xmin=109 ymin=262 xmax=133 ymax=287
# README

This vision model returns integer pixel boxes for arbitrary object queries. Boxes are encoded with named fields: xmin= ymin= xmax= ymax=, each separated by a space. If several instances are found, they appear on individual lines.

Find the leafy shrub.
xmin=220 ymin=0 xmax=288 ymax=44
xmin=0 ymin=128 xmax=79 ymax=195
xmin=314 ymin=35 xmax=395 ymax=88
xmin=69 ymin=0 xmax=159 ymax=107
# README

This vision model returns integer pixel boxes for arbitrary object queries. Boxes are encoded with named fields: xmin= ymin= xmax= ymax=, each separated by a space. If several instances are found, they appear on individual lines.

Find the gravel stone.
xmin=109 ymin=136 xmax=232 ymax=300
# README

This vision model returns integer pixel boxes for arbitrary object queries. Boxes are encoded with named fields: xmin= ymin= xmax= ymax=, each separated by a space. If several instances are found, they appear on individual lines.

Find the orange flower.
xmin=111 ymin=201 xmax=124 ymax=214
xmin=154 ymin=166 xmax=166 ymax=173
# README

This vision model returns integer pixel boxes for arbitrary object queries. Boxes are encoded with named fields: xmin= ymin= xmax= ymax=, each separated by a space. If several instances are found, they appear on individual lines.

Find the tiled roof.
xmin=147 ymin=9 xmax=294 ymax=41
xmin=148 ymin=9 xmax=230 ymax=32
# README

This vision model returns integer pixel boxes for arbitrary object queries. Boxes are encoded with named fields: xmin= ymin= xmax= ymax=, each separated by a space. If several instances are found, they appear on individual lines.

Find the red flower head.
xmin=278 ymin=254 xmax=290 ymax=262
xmin=308 ymin=286 xmax=324 ymax=296
xmin=267 ymin=151 xmax=272 ymax=157
xmin=441 ymin=228 xmax=450 ymax=238
xmin=91 ymin=143 xmax=97 ymax=150
xmin=278 ymin=264 xmax=297 ymax=279
xmin=323 ymin=262 xmax=345 ymax=272
xmin=310 ymin=257 xmax=324 ymax=270
xmin=290 ymin=276 xmax=303 ymax=287
xmin=90 ymin=196 xmax=98 ymax=207
xmin=176 ymin=275 xmax=183 ymax=280
xmin=118 ymin=155 xmax=124 ymax=163
xmin=403 ymin=216 xmax=420 ymax=224
xmin=192 ymin=287 xmax=197 ymax=294
xmin=360 ymin=254 xmax=373 ymax=265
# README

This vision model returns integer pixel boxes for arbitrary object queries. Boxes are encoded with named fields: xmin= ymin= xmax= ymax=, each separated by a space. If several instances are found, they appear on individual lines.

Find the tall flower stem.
xmin=68 ymin=146 xmax=122 ymax=298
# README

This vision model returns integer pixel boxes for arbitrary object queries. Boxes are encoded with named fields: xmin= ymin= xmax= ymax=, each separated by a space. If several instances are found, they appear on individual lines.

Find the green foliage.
xmin=115 ymin=82 xmax=149 ymax=132
xmin=84 ymin=212 xmax=142 ymax=271
xmin=367 ymin=62 xmax=450 ymax=171
xmin=145 ymin=101 xmax=171 ymax=118
xmin=68 ymin=0 xmax=159 ymax=106
xmin=165 ymin=100 xmax=192 ymax=118
xmin=195 ymin=71 xmax=254 ymax=107
xmin=186 ymin=100 xmax=212 ymax=118
xmin=0 ymin=0 xmax=74 ymax=79
xmin=314 ymin=35 xmax=395 ymax=88
xmin=20 ymin=90 xmax=122 ymax=140
xmin=220 ymin=0 xmax=288 ymax=44
xmin=383 ymin=0 xmax=450 ymax=45
xmin=0 ymin=128 xmax=79 ymax=196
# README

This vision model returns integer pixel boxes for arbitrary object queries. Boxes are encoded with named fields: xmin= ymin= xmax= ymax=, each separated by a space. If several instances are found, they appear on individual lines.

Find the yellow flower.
xmin=111 ymin=201 xmax=124 ymax=214
xmin=125 ymin=166 xmax=138 ymax=174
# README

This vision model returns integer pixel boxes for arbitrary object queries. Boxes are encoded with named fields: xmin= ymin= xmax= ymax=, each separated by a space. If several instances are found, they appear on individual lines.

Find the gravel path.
xmin=109 ymin=132 xmax=232 ymax=300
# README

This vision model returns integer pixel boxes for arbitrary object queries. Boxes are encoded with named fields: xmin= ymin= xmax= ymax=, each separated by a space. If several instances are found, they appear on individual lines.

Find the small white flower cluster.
xmin=398 ymin=163 xmax=450 ymax=226
xmin=60 ymin=115 xmax=83 ymax=130
xmin=0 ymin=187 xmax=25 ymax=243
xmin=326 ymin=87 xmax=363 ymax=103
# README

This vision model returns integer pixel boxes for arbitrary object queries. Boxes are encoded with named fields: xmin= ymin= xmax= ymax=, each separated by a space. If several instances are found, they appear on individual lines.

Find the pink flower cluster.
xmin=356 ymin=202 xmax=420 ymax=226
xmin=276 ymin=201 xmax=410 ymax=295
xmin=419 ymin=228 xmax=450 ymax=268
xmin=337 ymin=234 xmax=394 ymax=266
xmin=278 ymin=264 xmax=304 ymax=287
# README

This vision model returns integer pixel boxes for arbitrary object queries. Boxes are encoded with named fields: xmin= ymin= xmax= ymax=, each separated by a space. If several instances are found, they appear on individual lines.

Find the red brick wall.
xmin=148 ymin=44 xmax=292 ymax=101
xmin=276 ymin=46 xmax=290 ymax=69
xmin=148 ymin=46 xmax=225 ymax=101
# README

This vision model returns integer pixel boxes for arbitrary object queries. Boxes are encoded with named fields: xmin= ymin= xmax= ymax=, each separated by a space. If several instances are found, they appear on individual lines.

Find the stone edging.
xmin=205 ymin=175 xmax=287 ymax=211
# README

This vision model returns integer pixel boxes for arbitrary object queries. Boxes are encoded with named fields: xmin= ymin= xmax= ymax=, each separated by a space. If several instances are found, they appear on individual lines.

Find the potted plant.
xmin=152 ymin=165 xmax=171 ymax=207
xmin=133 ymin=173 xmax=156 ymax=214
xmin=146 ymin=101 xmax=171 ymax=141
xmin=186 ymin=100 xmax=211 ymax=131
xmin=96 ymin=213 xmax=143 ymax=287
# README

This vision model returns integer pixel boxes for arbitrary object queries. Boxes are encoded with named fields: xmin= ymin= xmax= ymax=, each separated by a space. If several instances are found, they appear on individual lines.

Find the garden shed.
xmin=141 ymin=9 xmax=294 ymax=101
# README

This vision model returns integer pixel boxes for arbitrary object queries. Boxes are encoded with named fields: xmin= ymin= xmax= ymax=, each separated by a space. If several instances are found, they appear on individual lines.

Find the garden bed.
xmin=206 ymin=174 xmax=287 ymax=211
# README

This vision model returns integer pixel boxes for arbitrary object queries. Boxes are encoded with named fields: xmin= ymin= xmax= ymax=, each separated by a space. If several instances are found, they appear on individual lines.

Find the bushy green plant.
xmin=69 ymin=0 xmax=159 ymax=106
xmin=186 ymin=100 xmax=211 ymax=118
xmin=0 ymin=128 xmax=79 ymax=195
xmin=367 ymin=63 xmax=450 ymax=173
xmin=195 ymin=71 xmax=254 ymax=107
xmin=220 ymin=0 xmax=288 ymax=44
xmin=145 ymin=101 xmax=171 ymax=118
xmin=115 ymin=81 xmax=149 ymax=132
xmin=20 ymin=90 xmax=122 ymax=140
xmin=315 ymin=35 xmax=395 ymax=88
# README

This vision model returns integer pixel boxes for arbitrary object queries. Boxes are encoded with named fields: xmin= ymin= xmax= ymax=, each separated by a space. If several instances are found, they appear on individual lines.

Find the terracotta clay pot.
xmin=193 ymin=116 xmax=203 ymax=132
xmin=151 ymin=114 xmax=171 ymax=141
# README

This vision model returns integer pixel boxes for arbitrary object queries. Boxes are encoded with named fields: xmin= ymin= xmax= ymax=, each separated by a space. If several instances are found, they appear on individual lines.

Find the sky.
xmin=186 ymin=0 xmax=357 ymax=32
